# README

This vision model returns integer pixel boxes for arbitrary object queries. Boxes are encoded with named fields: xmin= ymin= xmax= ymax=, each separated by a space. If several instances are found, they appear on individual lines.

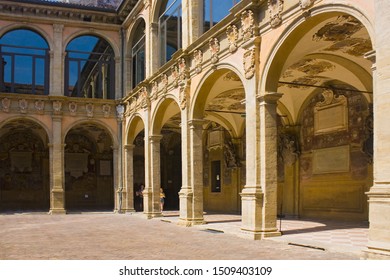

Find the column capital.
xmin=188 ymin=119 xmax=205 ymax=129
xmin=124 ymin=144 xmax=135 ymax=150
xmin=149 ymin=134 xmax=163 ymax=143
xmin=257 ymin=92 xmax=283 ymax=105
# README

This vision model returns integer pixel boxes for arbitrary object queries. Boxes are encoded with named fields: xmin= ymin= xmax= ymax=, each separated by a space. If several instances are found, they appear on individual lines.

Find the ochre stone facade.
xmin=0 ymin=0 xmax=389 ymax=259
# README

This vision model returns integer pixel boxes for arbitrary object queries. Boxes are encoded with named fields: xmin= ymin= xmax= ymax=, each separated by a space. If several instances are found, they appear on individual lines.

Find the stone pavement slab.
xmin=0 ymin=212 xmax=360 ymax=260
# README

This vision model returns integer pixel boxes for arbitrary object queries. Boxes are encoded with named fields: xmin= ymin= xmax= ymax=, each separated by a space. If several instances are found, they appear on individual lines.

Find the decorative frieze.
xmin=209 ymin=38 xmax=220 ymax=64
xmin=243 ymin=48 xmax=256 ymax=79
xmin=268 ymin=0 xmax=284 ymax=28
xmin=193 ymin=49 xmax=203 ymax=74
xmin=226 ymin=25 xmax=239 ymax=53
xmin=241 ymin=10 xmax=255 ymax=41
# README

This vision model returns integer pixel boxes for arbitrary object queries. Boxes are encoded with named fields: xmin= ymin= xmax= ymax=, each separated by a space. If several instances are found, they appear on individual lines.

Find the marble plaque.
xmin=314 ymin=102 xmax=347 ymax=134
xmin=208 ymin=130 xmax=222 ymax=148
xmin=312 ymin=145 xmax=350 ymax=174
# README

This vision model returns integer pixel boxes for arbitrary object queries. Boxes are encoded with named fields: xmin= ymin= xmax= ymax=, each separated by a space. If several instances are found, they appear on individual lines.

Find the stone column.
xmin=149 ymin=23 xmax=159 ymax=75
xmin=49 ymin=115 xmax=66 ymax=214
xmin=178 ymin=109 xmax=193 ymax=226
xmin=51 ymin=24 xmax=64 ymax=96
xmin=182 ymin=0 xmax=201 ymax=48
xmin=241 ymin=92 xmax=282 ymax=239
xmin=148 ymin=134 xmax=163 ymax=218
xmin=123 ymin=144 xmax=136 ymax=212
xmin=189 ymin=119 xmax=204 ymax=225
xmin=112 ymin=146 xmax=119 ymax=212
xmin=363 ymin=2 xmax=390 ymax=258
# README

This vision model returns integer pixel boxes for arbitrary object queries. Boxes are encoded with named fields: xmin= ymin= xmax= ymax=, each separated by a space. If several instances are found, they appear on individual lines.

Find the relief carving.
xmin=268 ymin=0 xmax=284 ymax=28
xmin=209 ymin=37 xmax=220 ymax=64
xmin=178 ymin=57 xmax=189 ymax=86
xmin=226 ymin=25 xmax=239 ymax=53
xmin=171 ymin=65 xmax=179 ymax=87
xmin=279 ymin=133 xmax=300 ymax=166
xmin=162 ymin=74 xmax=168 ymax=95
xmin=243 ymin=48 xmax=256 ymax=79
xmin=241 ymin=10 xmax=255 ymax=41
xmin=179 ymin=80 xmax=190 ymax=110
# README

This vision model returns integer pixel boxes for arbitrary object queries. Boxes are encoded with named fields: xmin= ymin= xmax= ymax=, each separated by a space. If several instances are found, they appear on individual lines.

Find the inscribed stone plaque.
xmin=312 ymin=145 xmax=350 ymax=174
xmin=99 ymin=160 xmax=111 ymax=176
xmin=65 ymin=153 xmax=88 ymax=178
xmin=314 ymin=102 xmax=347 ymax=134
xmin=208 ymin=130 xmax=222 ymax=148
xmin=10 ymin=151 xmax=32 ymax=172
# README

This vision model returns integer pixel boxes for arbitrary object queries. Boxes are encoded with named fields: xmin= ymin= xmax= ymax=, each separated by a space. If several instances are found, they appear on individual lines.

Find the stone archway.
xmin=264 ymin=13 xmax=373 ymax=221
xmin=0 ymin=119 xmax=50 ymax=211
xmin=64 ymin=122 xmax=114 ymax=211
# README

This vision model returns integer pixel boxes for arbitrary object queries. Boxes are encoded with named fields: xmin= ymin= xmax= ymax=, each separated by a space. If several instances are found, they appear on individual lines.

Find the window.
xmin=203 ymin=0 xmax=240 ymax=33
xmin=65 ymin=35 xmax=115 ymax=99
xmin=159 ymin=0 xmax=182 ymax=65
xmin=0 ymin=29 xmax=50 ymax=95
xmin=132 ymin=22 xmax=146 ymax=89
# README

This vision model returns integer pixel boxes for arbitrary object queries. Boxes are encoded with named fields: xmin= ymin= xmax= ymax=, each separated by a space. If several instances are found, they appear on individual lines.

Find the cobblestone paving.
xmin=0 ymin=213 xmax=360 ymax=260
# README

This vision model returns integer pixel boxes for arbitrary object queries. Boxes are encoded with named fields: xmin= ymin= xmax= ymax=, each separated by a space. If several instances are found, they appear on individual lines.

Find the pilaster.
xmin=49 ymin=115 xmax=66 ymax=214
xmin=123 ymin=144 xmax=136 ymax=213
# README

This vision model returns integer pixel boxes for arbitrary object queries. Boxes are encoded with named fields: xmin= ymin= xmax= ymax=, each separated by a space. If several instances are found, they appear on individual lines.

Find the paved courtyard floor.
xmin=0 ymin=211 xmax=366 ymax=260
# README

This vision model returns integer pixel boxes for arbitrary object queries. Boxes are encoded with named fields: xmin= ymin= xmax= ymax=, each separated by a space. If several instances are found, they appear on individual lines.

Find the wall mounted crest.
xmin=299 ymin=0 xmax=315 ymax=9
xmin=2 ymin=98 xmax=11 ymax=113
xmin=209 ymin=37 xmax=220 ymax=64
xmin=102 ymin=104 xmax=111 ymax=118
xmin=151 ymin=81 xmax=159 ymax=100
xmin=241 ymin=10 xmax=255 ymax=41
xmin=19 ymin=99 xmax=28 ymax=114
xmin=178 ymin=57 xmax=189 ymax=86
xmin=52 ymin=100 xmax=62 ymax=115
xmin=86 ymin=103 xmax=94 ymax=118
xmin=193 ymin=49 xmax=203 ymax=74
xmin=35 ymin=100 xmax=45 ymax=114
xmin=69 ymin=102 xmax=77 ymax=116
xmin=226 ymin=25 xmax=239 ymax=53
xmin=243 ymin=48 xmax=256 ymax=79
xmin=139 ymin=86 xmax=150 ymax=110
xmin=268 ymin=0 xmax=284 ymax=28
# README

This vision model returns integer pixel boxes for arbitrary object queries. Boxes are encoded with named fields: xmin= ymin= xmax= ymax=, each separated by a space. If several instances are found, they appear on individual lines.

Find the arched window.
xmin=159 ymin=0 xmax=182 ymax=66
xmin=65 ymin=35 xmax=115 ymax=99
xmin=132 ymin=21 xmax=146 ymax=89
xmin=0 ymin=29 xmax=50 ymax=95
xmin=203 ymin=0 xmax=240 ymax=33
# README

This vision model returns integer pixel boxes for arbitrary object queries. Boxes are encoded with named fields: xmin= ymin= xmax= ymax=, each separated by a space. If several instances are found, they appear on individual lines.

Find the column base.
xmin=362 ymin=241 xmax=390 ymax=259
xmin=49 ymin=209 xmax=66 ymax=215
xmin=240 ymin=228 xmax=281 ymax=240
xmin=177 ymin=218 xmax=205 ymax=227
xmin=144 ymin=211 xmax=163 ymax=219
